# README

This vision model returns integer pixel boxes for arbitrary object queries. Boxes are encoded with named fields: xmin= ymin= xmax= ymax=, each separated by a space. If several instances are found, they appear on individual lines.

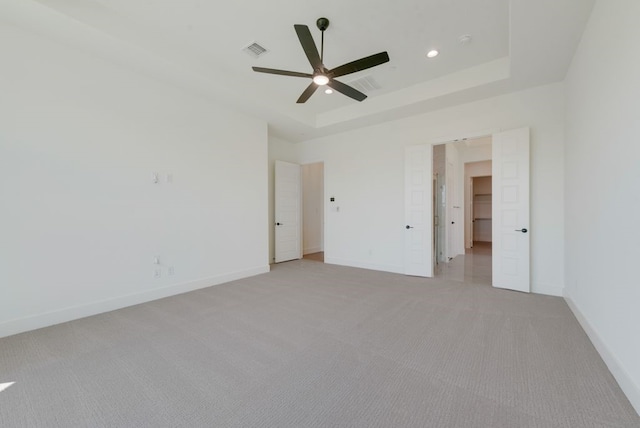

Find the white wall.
xmin=297 ymin=83 xmax=565 ymax=296
xmin=302 ymin=163 xmax=324 ymax=255
xmin=433 ymin=145 xmax=446 ymax=178
xmin=465 ymin=161 xmax=493 ymax=177
xmin=564 ymin=0 xmax=640 ymax=414
xmin=0 ymin=25 xmax=269 ymax=337
xmin=459 ymin=142 xmax=493 ymax=165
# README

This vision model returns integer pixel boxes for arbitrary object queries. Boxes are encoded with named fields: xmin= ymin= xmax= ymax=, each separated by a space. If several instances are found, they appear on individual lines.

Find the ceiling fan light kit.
xmin=252 ymin=17 xmax=390 ymax=103
xmin=312 ymin=74 xmax=330 ymax=85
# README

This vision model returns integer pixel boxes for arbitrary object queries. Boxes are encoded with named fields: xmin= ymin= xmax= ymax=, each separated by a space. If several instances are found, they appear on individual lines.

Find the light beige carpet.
xmin=1 ymin=260 xmax=638 ymax=427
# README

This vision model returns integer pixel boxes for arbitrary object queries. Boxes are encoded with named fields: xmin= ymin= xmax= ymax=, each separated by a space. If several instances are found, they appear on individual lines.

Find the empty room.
xmin=1 ymin=0 xmax=639 ymax=427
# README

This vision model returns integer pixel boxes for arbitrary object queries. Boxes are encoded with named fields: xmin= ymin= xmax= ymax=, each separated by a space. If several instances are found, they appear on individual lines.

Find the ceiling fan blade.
xmin=252 ymin=67 xmax=312 ymax=78
xmin=294 ymin=24 xmax=323 ymax=70
xmin=327 ymin=79 xmax=367 ymax=102
xmin=329 ymin=52 xmax=390 ymax=78
xmin=297 ymin=82 xmax=319 ymax=103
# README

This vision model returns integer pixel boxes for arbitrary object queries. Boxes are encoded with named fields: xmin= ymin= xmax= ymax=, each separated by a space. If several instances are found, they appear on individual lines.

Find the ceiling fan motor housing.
xmin=316 ymin=17 xmax=329 ymax=31
xmin=251 ymin=16 xmax=389 ymax=103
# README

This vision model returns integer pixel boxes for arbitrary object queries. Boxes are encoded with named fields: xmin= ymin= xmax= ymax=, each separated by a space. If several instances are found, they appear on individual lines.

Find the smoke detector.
xmin=458 ymin=34 xmax=472 ymax=45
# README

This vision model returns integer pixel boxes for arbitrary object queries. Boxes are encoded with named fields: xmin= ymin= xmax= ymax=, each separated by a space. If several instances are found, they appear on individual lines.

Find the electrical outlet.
xmin=154 ymin=269 xmax=161 ymax=278
xmin=168 ymin=266 xmax=175 ymax=276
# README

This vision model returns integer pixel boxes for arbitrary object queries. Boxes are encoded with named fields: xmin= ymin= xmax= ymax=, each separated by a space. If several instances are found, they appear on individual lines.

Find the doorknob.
xmin=515 ymin=228 xmax=528 ymax=233
xmin=405 ymin=225 xmax=414 ymax=229
xmin=276 ymin=222 xmax=283 ymax=226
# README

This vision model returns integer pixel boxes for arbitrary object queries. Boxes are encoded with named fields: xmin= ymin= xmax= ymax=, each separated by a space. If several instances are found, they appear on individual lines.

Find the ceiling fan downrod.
xmin=251 ymin=16 xmax=389 ymax=103
xmin=316 ymin=17 xmax=329 ymax=65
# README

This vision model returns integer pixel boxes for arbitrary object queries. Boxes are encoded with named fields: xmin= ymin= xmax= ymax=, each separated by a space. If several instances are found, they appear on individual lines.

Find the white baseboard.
xmin=303 ymin=246 xmax=323 ymax=255
xmin=531 ymin=282 xmax=564 ymax=297
xmin=565 ymin=296 xmax=640 ymax=416
xmin=0 ymin=265 xmax=270 ymax=339
xmin=324 ymin=257 xmax=404 ymax=275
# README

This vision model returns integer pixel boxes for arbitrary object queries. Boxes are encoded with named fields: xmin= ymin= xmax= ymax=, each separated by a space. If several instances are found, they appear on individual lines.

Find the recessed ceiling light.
xmin=325 ymin=88 xmax=333 ymax=94
xmin=427 ymin=50 xmax=439 ymax=58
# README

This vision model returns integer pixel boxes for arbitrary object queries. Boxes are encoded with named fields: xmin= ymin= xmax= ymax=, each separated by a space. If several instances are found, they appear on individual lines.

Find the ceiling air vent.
xmin=346 ymin=75 xmax=381 ymax=94
xmin=243 ymin=42 xmax=268 ymax=58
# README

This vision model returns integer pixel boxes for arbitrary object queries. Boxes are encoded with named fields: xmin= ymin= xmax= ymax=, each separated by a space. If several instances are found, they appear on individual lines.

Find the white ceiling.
xmin=4 ymin=0 xmax=594 ymax=142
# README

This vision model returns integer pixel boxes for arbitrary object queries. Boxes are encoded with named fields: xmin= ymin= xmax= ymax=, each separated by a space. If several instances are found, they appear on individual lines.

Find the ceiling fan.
xmin=252 ymin=17 xmax=390 ymax=103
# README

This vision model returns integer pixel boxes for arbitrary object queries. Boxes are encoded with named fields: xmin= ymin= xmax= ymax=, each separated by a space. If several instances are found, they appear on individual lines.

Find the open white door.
xmin=446 ymin=160 xmax=456 ymax=260
xmin=492 ymin=127 xmax=530 ymax=292
xmin=404 ymin=145 xmax=433 ymax=277
xmin=275 ymin=160 xmax=302 ymax=263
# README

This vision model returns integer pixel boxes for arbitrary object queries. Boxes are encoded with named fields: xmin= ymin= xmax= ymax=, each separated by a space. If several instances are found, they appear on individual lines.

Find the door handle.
xmin=405 ymin=225 xmax=414 ymax=229
xmin=515 ymin=228 xmax=528 ymax=233
xmin=276 ymin=222 xmax=283 ymax=226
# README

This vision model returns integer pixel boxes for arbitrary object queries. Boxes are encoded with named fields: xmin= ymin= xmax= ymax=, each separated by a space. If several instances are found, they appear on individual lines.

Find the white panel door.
xmin=275 ymin=160 xmax=302 ymax=263
xmin=404 ymin=145 xmax=433 ymax=277
xmin=446 ymin=160 xmax=456 ymax=261
xmin=492 ymin=127 xmax=530 ymax=292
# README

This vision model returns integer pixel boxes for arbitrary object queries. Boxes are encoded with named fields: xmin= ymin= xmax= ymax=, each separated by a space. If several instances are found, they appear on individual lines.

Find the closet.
xmin=472 ymin=176 xmax=492 ymax=243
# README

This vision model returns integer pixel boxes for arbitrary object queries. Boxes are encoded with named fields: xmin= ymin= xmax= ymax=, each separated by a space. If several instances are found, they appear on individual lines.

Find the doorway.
xmin=471 ymin=175 xmax=492 ymax=247
xmin=273 ymin=161 xmax=324 ymax=264
xmin=433 ymin=144 xmax=447 ymax=265
xmin=302 ymin=162 xmax=324 ymax=262
xmin=432 ymin=137 xmax=493 ymax=284
xmin=404 ymin=126 xmax=530 ymax=292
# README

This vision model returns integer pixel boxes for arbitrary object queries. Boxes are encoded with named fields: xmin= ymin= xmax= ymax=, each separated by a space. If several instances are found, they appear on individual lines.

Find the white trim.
xmin=0 ymin=265 xmax=270 ymax=339
xmin=565 ymin=296 xmax=640 ymax=416
xmin=303 ymin=246 xmax=323 ymax=255
xmin=531 ymin=282 xmax=564 ymax=297
xmin=300 ymin=159 xmax=325 ymax=166
xmin=426 ymin=128 xmax=499 ymax=147
xmin=325 ymin=257 xmax=404 ymax=275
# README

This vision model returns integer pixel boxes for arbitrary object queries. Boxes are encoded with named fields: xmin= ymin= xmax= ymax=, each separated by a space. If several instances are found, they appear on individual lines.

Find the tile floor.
xmin=303 ymin=251 xmax=324 ymax=262
xmin=435 ymin=241 xmax=492 ymax=285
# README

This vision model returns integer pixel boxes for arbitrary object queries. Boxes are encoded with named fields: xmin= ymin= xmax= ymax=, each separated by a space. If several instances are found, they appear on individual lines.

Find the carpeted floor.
xmin=1 ymin=260 xmax=638 ymax=427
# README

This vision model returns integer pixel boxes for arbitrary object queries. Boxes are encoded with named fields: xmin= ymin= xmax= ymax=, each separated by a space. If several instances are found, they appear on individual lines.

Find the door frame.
xmin=274 ymin=160 xmax=303 ymax=263
xmin=423 ymin=129 xmax=499 ymax=275
xmin=301 ymin=161 xmax=325 ymax=258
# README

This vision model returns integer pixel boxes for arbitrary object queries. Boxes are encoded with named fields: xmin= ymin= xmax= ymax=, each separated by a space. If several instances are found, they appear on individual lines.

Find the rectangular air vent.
xmin=347 ymin=75 xmax=381 ymax=93
xmin=243 ymin=42 xmax=268 ymax=58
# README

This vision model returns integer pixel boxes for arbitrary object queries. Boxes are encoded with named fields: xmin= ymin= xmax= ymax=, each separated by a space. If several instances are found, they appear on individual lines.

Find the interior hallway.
xmin=435 ymin=242 xmax=492 ymax=285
